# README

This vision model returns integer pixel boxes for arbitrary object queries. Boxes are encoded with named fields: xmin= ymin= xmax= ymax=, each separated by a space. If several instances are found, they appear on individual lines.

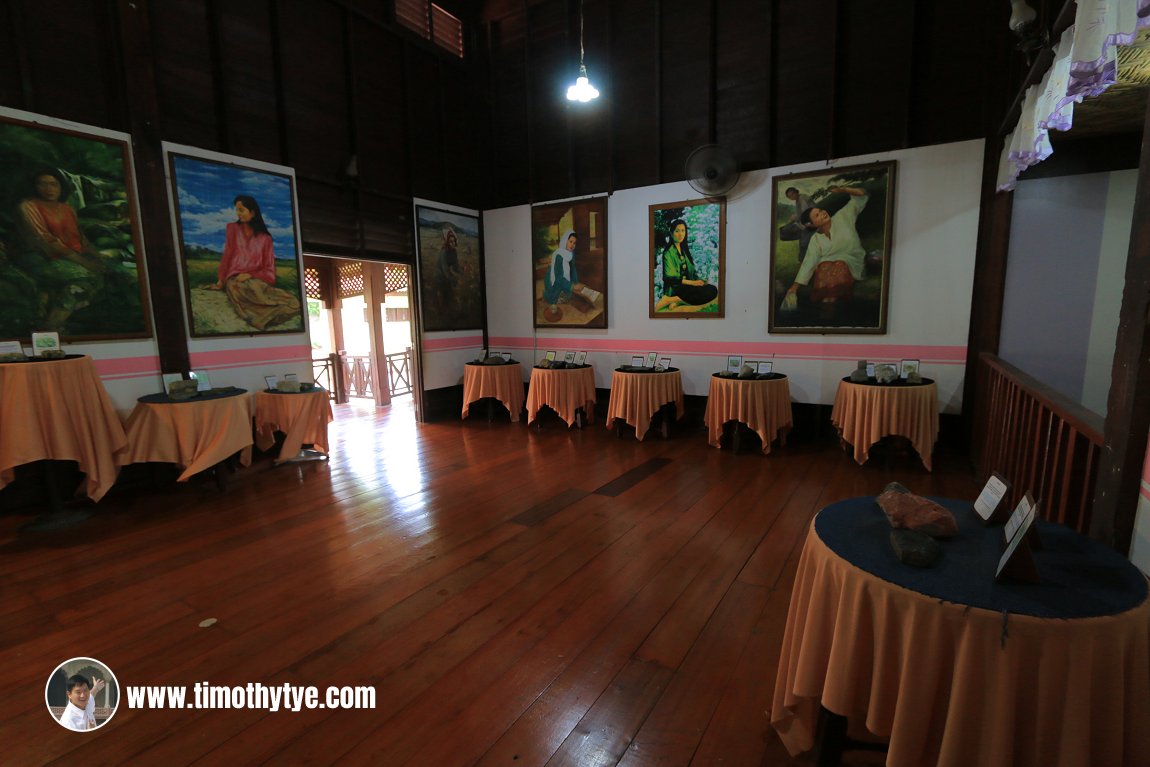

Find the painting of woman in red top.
xmin=13 ymin=169 xmax=109 ymax=331
xmin=205 ymin=195 xmax=301 ymax=331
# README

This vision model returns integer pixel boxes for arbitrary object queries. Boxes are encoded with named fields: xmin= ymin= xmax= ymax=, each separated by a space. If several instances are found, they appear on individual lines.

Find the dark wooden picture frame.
xmin=415 ymin=205 xmax=485 ymax=332
xmin=650 ymin=198 xmax=725 ymax=318
xmin=0 ymin=111 xmax=151 ymax=341
xmin=532 ymin=196 xmax=608 ymax=328
xmin=168 ymin=150 xmax=306 ymax=337
xmin=769 ymin=160 xmax=896 ymax=334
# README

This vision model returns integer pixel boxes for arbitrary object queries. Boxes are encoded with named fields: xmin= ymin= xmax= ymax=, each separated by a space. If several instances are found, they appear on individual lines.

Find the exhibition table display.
xmin=831 ymin=377 xmax=938 ymax=471
xmin=0 ymin=355 xmax=128 ymax=502
xmin=122 ymin=389 xmax=253 ymax=481
xmin=605 ymin=368 xmax=684 ymax=441
xmin=704 ymin=373 xmax=792 ymax=454
xmin=770 ymin=496 xmax=1150 ymax=767
xmin=461 ymin=362 xmax=525 ymax=422
xmin=254 ymin=388 xmax=333 ymax=464
xmin=526 ymin=365 xmax=596 ymax=427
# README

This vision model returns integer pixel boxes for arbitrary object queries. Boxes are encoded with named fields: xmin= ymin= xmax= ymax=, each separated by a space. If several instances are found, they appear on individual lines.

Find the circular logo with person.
xmin=45 ymin=657 xmax=120 ymax=731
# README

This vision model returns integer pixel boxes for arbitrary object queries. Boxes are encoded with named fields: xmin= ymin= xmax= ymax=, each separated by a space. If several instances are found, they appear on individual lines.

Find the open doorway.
xmin=303 ymin=257 xmax=418 ymax=417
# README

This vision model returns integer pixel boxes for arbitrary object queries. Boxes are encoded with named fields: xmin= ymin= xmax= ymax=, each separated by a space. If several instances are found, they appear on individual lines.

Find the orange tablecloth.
xmin=254 ymin=389 xmax=334 ymax=461
xmin=0 ymin=356 xmax=127 ymax=502
xmin=122 ymin=392 xmax=253 ymax=481
xmin=704 ymin=375 xmax=792 ymax=454
xmin=831 ymin=380 xmax=938 ymax=471
xmin=770 ymin=505 xmax=1150 ymax=767
xmin=462 ymin=362 xmax=525 ymax=421
xmin=526 ymin=366 xmax=596 ymax=426
xmin=605 ymin=370 xmax=684 ymax=441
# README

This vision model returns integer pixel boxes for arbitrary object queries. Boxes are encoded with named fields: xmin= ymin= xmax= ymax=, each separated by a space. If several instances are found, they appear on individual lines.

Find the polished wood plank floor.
xmin=1 ymin=399 xmax=978 ymax=766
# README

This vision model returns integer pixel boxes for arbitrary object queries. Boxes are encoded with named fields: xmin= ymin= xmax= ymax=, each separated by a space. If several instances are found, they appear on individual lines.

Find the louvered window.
xmin=395 ymin=1 xmax=464 ymax=58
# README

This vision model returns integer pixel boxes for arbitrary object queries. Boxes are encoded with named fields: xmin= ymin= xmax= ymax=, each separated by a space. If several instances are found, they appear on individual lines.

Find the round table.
xmin=704 ymin=374 xmax=792 ymax=454
xmin=122 ymin=389 xmax=253 ymax=481
xmin=254 ymin=388 xmax=334 ymax=464
xmin=831 ymin=377 xmax=938 ymax=471
xmin=526 ymin=366 xmax=596 ymax=427
xmin=605 ymin=369 xmax=684 ymax=441
xmin=462 ymin=362 xmax=525 ymax=422
xmin=770 ymin=496 xmax=1150 ymax=767
xmin=0 ymin=355 xmax=127 ymax=502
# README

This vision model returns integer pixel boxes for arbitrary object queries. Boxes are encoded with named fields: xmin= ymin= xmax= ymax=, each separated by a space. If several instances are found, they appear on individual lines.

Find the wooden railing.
xmin=312 ymin=354 xmax=346 ymax=403
xmin=342 ymin=349 xmax=413 ymax=400
xmin=972 ymin=353 xmax=1104 ymax=534
xmin=386 ymin=348 xmax=412 ymax=397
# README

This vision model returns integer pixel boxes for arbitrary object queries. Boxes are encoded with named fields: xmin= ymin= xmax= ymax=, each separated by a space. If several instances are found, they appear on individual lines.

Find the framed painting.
xmin=769 ymin=160 xmax=896 ymax=334
xmin=0 ymin=110 xmax=151 ymax=341
xmin=167 ymin=148 xmax=306 ymax=337
xmin=650 ymin=198 xmax=725 ymax=318
xmin=415 ymin=205 xmax=484 ymax=331
xmin=531 ymin=196 xmax=607 ymax=328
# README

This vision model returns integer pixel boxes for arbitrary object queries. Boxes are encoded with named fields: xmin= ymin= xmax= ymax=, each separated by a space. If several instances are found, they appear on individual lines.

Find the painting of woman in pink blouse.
xmin=206 ymin=194 xmax=301 ymax=331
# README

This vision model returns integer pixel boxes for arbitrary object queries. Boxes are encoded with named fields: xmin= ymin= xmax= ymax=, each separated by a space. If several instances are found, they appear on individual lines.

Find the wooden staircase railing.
xmin=973 ymin=353 xmax=1104 ymax=534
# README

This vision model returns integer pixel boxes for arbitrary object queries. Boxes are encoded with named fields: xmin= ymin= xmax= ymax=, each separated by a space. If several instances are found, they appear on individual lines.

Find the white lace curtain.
xmin=997 ymin=0 xmax=1150 ymax=191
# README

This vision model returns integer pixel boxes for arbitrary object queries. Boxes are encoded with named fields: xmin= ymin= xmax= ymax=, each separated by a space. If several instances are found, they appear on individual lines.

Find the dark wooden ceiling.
xmin=0 ymin=0 xmax=1027 ymax=262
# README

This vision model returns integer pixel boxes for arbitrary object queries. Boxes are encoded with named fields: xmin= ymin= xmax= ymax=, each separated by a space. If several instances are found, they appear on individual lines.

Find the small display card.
xmin=973 ymin=473 xmax=1010 ymax=522
xmin=284 ymin=373 xmax=299 ymax=384
xmin=0 ymin=340 xmax=24 ymax=356
xmin=996 ymin=494 xmax=1039 ymax=581
xmin=659 ymin=356 xmax=671 ymax=369
xmin=645 ymin=351 xmax=658 ymax=368
xmin=545 ymin=351 xmax=557 ymax=362
xmin=264 ymin=375 xmax=279 ymax=390
xmin=189 ymin=370 xmax=212 ymax=391
xmin=163 ymin=373 xmax=184 ymax=392
xmin=31 ymin=331 xmax=61 ymax=356
xmin=630 ymin=355 xmax=644 ymax=367
xmin=574 ymin=351 xmax=587 ymax=366
xmin=758 ymin=360 xmax=774 ymax=375
xmin=726 ymin=355 xmax=743 ymax=374
xmin=900 ymin=359 xmax=920 ymax=379
xmin=563 ymin=351 xmax=576 ymax=364
xmin=866 ymin=362 xmax=876 ymax=378
xmin=1003 ymin=494 xmax=1033 ymax=543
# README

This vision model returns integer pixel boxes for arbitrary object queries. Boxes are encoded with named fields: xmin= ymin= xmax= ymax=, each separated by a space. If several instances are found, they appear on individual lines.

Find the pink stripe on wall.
xmin=90 ymin=355 xmax=162 ymax=380
xmin=189 ymin=345 xmax=312 ymax=370
xmin=487 ymin=337 xmax=967 ymax=364
xmin=423 ymin=335 xmax=484 ymax=352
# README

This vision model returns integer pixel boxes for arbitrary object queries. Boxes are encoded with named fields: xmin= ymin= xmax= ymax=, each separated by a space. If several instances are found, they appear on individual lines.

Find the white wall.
xmin=483 ymin=140 xmax=983 ymax=411
xmin=1083 ymin=170 xmax=1136 ymax=415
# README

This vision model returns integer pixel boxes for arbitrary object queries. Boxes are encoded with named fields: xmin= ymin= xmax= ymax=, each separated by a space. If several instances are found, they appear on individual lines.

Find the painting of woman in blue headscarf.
xmin=531 ymin=197 xmax=608 ymax=328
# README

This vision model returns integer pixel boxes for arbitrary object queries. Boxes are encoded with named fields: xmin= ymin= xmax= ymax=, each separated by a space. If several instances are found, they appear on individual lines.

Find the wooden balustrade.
xmin=973 ymin=353 xmax=1104 ymax=534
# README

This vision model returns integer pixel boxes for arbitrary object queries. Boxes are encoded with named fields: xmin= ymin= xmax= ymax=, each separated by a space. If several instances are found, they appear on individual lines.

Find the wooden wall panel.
xmin=567 ymin=0 xmax=612 ymax=196
xmin=659 ymin=1 xmax=713 ymax=181
xmin=771 ymin=0 xmax=835 ymax=166
xmin=277 ymin=0 xmax=350 ymax=178
xmin=489 ymin=13 xmax=531 ymax=206
xmin=715 ymin=0 xmax=770 ymax=168
xmin=14 ymin=0 xmax=122 ymax=129
xmin=297 ymin=178 xmax=360 ymax=252
xmin=150 ymin=0 xmax=218 ymax=148
xmin=352 ymin=24 xmax=410 ymax=198
xmin=527 ymin=0 xmax=572 ymax=202
xmin=835 ymin=0 xmax=915 ymax=158
xmin=0 ymin=2 xmax=27 ymax=110
xmin=404 ymin=48 xmax=446 ymax=201
xmin=217 ymin=0 xmax=283 ymax=163
xmin=360 ymin=193 xmax=415 ymax=260
xmin=909 ymin=5 xmax=1013 ymax=146
xmin=439 ymin=64 xmax=485 ymax=208
xmin=609 ymin=0 xmax=659 ymax=190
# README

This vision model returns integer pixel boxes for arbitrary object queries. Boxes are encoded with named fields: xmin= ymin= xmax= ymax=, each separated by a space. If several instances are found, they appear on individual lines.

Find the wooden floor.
xmin=2 ymin=399 xmax=978 ymax=766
